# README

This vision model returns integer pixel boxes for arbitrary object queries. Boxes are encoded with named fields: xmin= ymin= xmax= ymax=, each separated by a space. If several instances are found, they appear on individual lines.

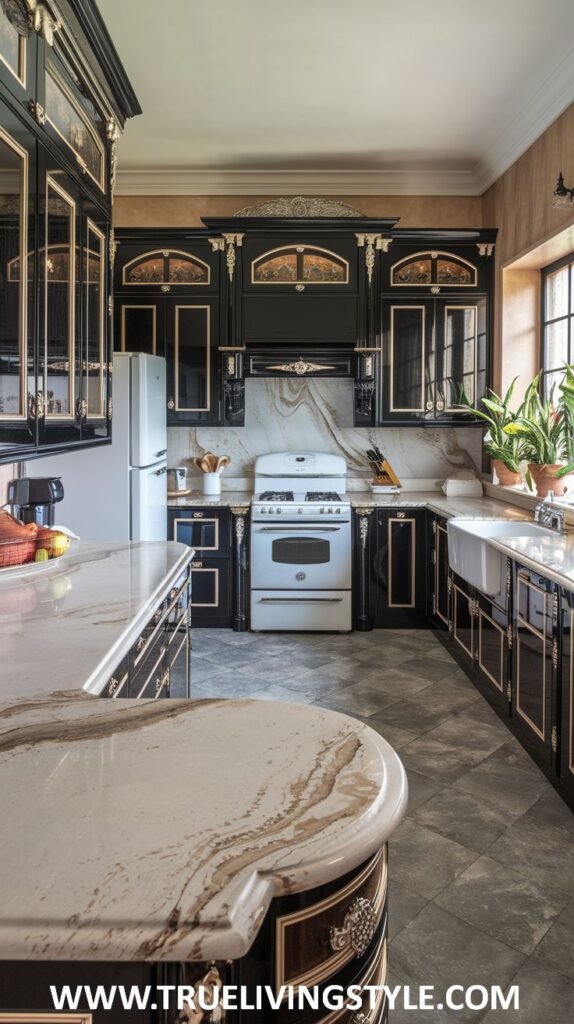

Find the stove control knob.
xmin=328 ymin=507 xmax=333 ymax=513
xmin=320 ymin=507 xmax=325 ymax=514
xmin=269 ymin=508 xmax=275 ymax=514
xmin=298 ymin=508 xmax=303 ymax=514
xmin=261 ymin=507 xmax=267 ymax=514
xmin=336 ymin=508 xmax=341 ymax=514
xmin=277 ymin=508 xmax=282 ymax=513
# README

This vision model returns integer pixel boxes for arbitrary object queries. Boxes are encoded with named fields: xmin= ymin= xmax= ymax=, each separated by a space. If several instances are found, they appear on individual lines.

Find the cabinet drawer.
xmin=190 ymin=558 xmax=231 ymax=627
xmin=478 ymin=606 xmax=505 ymax=693
xmin=275 ymin=846 xmax=387 ymax=992
xmin=169 ymin=508 xmax=231 ymax=557
xmin=517 ymin=572 xmax=551 ymax=634
xmin=316 ymin=934 xmax=387 ymax=1024
xmin=129 ymin=631 xmax=168 ymax=698
xmin=138 ymin=659 xmax=170 ymax=700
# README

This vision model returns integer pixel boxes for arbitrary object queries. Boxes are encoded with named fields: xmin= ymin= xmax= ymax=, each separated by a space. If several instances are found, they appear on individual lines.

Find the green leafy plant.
xmin=503 ymin=373 xmax=574 ymax=478
xmin=457 ymin=378 xmax=526 ymax=473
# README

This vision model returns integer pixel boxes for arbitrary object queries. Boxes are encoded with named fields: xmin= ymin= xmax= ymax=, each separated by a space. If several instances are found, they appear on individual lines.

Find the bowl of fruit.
xmin=0 ymin=509 xmax=76 ymax=580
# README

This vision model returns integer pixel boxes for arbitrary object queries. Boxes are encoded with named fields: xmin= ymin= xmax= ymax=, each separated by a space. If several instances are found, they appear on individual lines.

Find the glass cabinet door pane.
xmin=175 ymin=305 xmax=210 ymax=412
xmin=390 ymin=306 xmax=425 ymax=412
xmin=0 ymin=7 xmax=25 ymax=84
xmin=85 ymin=220 xmax=105 ymax=417
xmin=442 ymin=306 xmax=477 ymax=408
xmin=43 ymin=176 xmax=75 ymax=418
xmin=0 ymin=126 xmax=29 ymax=421
xmin=45 ymin=68 xmax=105 ymax=191
xmin=120 ymin=305 xmax=157 ymax=354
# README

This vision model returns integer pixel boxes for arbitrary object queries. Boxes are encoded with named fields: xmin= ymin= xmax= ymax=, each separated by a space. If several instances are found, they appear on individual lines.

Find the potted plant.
xmin=503 ymin=370 xmax=574 ymax=497
xmin=457 ymin=379 xmax=525 ymax=486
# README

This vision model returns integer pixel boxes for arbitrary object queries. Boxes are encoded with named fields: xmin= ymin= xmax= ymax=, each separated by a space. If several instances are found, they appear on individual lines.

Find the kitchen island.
xmin=0 ymin=539 xmax=408 ymax=1023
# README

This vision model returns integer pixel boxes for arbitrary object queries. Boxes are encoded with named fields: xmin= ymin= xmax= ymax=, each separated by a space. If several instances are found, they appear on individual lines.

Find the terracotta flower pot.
xmin=528 ymin=463 xmax=574 ymax=498
xmin=492 ymin=459 xmax=522 ymax=487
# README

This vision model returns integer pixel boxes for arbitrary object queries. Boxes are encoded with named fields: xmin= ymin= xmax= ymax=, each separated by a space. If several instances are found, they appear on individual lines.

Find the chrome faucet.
xmin=534 ymin=490 xmax=565 ymax=532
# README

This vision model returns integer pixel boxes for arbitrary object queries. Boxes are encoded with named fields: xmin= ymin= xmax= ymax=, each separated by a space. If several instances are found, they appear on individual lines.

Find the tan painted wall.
xmin=113 ymin=194 xmax=483 ymax=229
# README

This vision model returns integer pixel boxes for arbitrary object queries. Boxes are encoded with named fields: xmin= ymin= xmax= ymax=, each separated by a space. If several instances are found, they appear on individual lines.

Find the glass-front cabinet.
xmin=381 ymin=294 xmax=488 ymax=424
xmin=0 ymin=99 xmax=36 ymax=459
xmin=0 ymin=0 xmax=139 ymax=463
xmin=380 ymin=241 xmax=492 ymax=425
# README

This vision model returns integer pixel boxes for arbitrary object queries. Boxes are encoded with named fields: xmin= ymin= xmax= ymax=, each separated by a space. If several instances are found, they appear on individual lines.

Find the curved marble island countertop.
xmin=0 ymin=697 xmax=407 ymax=962
xmin=0 ymin=540 xmax=193 ymax=706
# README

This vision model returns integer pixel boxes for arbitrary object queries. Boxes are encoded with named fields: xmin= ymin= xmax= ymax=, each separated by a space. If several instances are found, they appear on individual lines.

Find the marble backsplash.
xmin=167 ymin=378 xmax=483 ymax=489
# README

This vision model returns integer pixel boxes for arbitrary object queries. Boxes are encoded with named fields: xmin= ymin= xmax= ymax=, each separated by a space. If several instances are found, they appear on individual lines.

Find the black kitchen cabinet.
xmin=371 ymin=508 xmax=427 ymax=627
xmin=451 ymin=572 xmax=475 ymax=662
xmin=512 ymin=564 xmax=558 ymax=769
xmin=558 ymin=589 xmax=574 ymax=804
xmin=114 ymin=232 xmax=225 ymax=426
xmin=475 ymin=590 xmax=511 ymax=713
xmin=430 ymin=514 xmax=451 ymax=630
xmin=168 ymin=506 xmax=233 ymax=628
xmin=0 ymin=0 xmax=139 ymax=464
xmin=380 ymin=294 xmax=488 ymax=424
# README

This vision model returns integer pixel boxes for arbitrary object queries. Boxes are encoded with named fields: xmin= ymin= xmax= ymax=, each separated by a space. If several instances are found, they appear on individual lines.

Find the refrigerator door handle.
xmin=154 ymin=466 xmax=167 ymax=476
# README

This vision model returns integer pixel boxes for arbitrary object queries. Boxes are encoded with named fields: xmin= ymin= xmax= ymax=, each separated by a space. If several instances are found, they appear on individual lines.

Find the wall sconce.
xmin=552 ymin=172 xmax=574 ymax=207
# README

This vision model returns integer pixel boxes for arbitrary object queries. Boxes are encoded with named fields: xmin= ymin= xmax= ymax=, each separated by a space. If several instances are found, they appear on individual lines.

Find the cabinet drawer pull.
xmin=426 ymin=400 xmax=434 ymax=411
xmin=136 ymin=635 xmax=146 ymax=652
xmin=154 ymin=608 xmax=163 ymax=624
xmin=193 ymin=512 xmax=204 ymax=518
xmin=108 ymin=677 xmax=119 ymax=696
xmin=329 ymin=896 xmax=376 ymax=956
xmin=169 ymin=587 xmax=178 ymax=599
xmin=167 ymin=397 xmax=175 ymax=410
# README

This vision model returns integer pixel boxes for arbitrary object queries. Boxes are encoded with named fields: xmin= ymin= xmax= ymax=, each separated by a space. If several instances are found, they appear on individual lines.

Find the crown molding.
xmin=114 ymin=167 xmax=480 ymax=197
xmin=474 ymin=44 xmax=574 ymax=194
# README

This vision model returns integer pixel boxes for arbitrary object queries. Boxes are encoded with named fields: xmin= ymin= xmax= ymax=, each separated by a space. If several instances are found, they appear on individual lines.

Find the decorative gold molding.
xmin=266 ymin=359 xmax=336 ymax=375
xmin=209 ymin=236 xmax=225 ymax=252
xmin=106 ymin=117 xmax=121 ymax=200
xmin=476 ymin=242 xmax=495 ymax=257
xmin=223 ymin=233 xmax=244 ymax=281
xmin=235 ymin=196 xmax=366 ymax=217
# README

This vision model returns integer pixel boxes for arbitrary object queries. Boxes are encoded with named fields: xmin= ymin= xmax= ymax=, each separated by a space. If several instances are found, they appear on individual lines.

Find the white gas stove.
xmin=250 ymin=452 xmax=352 ymax=632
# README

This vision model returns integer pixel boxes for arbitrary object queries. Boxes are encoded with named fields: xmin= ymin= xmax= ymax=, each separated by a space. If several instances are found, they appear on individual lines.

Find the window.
xmin=542 ymin=252 xmax=574 ymax=398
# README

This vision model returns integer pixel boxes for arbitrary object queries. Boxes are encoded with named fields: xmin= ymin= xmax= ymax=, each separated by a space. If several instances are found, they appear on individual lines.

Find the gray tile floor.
xmin=186 ymin=628 xmax=574 ymax=1022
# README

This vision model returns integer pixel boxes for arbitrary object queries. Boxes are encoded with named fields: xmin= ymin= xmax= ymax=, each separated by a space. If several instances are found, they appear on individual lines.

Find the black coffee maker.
xmin=7 ymin=477 xmax=64 ymax=526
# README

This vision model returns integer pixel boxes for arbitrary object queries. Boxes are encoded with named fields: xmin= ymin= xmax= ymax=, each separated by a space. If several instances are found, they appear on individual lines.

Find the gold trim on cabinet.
xmin=121 ymin=248 xmax=211 ymax=287
xmin=45 ymin=65 xmax=105 ymax=191
xmin=390 ymin=250 xmax=478 ymax=287
xmin=173 ymin=516 xmax=220 ymax=552
xmin=435 ymin=523 xmax=449 ymax=626
xmin=120 ymin=304 xmax=157 ymax=354
xmin=85 ymin=218 xmax=106 ymax=418
xmin=453 ymin=584 xmax=473 ymax=657
xmin=478 ymin=607 xmax=504 ymax=692
xmin=274 ymin=846 xmax=387 ymax=995
xmin=389 ymin=305 xmax=426 ymax=413
xmin=45 ymin=174 xmax=76 ymax=420
xmin=388 ymin=517 xmax=416 ymax=608
xmin=516 ymin=577 xmax=548 ymax=742
xmin=319 ymin=935 xmax=388 ymax=1024
xmin=190 ymin=566 xmax=220 ymax=608
xmin=0 ymin=21 xmax=26 ymax=85
xmin=0 ymin=124 xmax=28 ymax=422
xmin=174 ymin=304 xmax=211 ymax=412
xmin=251 ymin=244 xmax=350 ymax=286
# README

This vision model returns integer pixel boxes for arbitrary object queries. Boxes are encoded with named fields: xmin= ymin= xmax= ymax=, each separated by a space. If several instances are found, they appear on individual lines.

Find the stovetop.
xmin=257 ymin=490 xmax=344 ymax=503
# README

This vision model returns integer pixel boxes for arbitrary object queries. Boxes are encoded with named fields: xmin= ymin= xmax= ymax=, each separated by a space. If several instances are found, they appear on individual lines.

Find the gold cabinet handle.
xmin=167 ymin=397 xmax=175 ymax=410
xmin=108 ymin=677 xmax=119 ymax=696
xmin=426 ymin=400 xmax=434 ymax=411
xmin=436 ymin=399 xmax=445 ymax=411
xmin=136 ymin=635 xmax=147 ymax=652
xmin=329 ymin=897 xmax=376 ymax=956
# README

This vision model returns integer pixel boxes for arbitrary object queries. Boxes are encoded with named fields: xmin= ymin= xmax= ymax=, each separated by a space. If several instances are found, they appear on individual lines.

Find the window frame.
xmin=541 ymin=250 xmax=574 ymax=399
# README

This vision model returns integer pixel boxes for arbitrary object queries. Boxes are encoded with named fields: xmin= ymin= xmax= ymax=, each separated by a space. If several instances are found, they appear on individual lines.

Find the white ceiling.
xmin=98 ymin=0 xmax=574 ymax=195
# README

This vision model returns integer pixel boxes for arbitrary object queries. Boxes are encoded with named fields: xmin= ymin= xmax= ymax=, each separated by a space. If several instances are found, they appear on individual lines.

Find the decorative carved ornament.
xmin=2 ymin=0 xmax=61 ymax=44
xmin=234 ymin=196 xmax=366 ymax=218
xmin=329 ymin=896 xmax=376 ymax=956
xmin=223 ymin=233 xmax=244 ymax=281
xmin=266 ymin=360 xmax=336 ymax=375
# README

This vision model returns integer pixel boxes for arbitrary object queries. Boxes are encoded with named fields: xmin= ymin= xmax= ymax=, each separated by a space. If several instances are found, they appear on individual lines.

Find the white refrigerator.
xmin=36 ymin=353 xmax=168 ymax=542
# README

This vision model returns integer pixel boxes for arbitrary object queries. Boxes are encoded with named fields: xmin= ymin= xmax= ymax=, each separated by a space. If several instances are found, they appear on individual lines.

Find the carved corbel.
xmin=223 ymin=233 xmax=244 ymax=282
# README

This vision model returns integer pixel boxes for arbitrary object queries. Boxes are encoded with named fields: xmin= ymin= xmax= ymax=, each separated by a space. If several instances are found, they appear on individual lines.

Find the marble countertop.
xmin=168 ymin=491 xmax=251 ymax=508
xmin=0 ymin=698 xmax=407 ymax=961
xmin=0 ymin=541 xmax=193 ymax=706
xmin=489 ymin=532 xmax=574 ymax=590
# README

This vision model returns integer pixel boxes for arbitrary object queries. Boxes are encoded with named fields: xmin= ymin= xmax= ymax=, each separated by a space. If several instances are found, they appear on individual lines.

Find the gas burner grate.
xmin=305 ymin=491 xmax=342 ymax=502
xmin=259 ymin=491 xmax=294 ymax=501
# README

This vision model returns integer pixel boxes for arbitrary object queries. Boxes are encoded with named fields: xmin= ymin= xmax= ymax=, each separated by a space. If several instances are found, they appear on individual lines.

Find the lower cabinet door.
xmin=452 ymin=576 xmax=474 ymax=662
xmin=191 ymin=558 xmax=231 ymax=627
xmin=476 ymin=594 xmax=511 ymax=714
xmin=559 ymin=593 xmax=574 ymax=803
xmin=433 ymin=515 xmax=451 ymax=629
xmin=513 ymin=568 xmax=555 ymax=766
xmin=372 ymin=509 xmax=427 ymax=627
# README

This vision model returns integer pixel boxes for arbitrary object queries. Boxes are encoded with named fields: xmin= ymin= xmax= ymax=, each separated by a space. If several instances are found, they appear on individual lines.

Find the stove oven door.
xmin=251 ymin=521 xmax=351 ymax=590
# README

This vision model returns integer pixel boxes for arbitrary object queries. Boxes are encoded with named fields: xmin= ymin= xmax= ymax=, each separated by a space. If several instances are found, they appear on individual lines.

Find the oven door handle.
xmin=255 ymin=526 xmax=343 ymax=533
xmin=257 ymin=597 xmax=343 ymax=603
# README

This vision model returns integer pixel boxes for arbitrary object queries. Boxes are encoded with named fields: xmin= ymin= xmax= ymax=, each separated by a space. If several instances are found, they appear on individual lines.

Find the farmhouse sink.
xmin=447 ymin=519 xmax=554 ymax=597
